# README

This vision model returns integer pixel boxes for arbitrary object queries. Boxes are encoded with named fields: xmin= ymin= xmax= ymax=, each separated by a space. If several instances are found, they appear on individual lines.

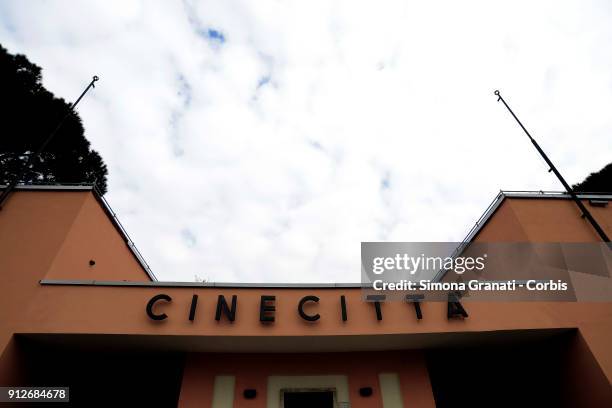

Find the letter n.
xmin=215 ymin=295 xmax=237 ymax=322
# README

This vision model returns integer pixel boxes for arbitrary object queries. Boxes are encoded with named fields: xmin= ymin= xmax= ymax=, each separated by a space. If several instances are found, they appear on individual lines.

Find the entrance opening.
xmin=426 ymin=330 xmax=612 ymax=408
xmin=283 ymin=390 xmax=334 ymax=408
xmin=13 ymin=335 xmax=184 ymax=407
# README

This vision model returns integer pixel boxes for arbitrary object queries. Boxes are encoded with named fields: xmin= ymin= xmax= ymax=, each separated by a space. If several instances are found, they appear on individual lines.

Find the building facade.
xmin=0 ymin=186 xmax=611 ymax=407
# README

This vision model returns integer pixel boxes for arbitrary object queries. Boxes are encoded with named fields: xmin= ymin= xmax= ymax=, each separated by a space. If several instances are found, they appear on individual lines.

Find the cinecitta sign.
xmin=145 ymin=293 xmax=468 ymax=323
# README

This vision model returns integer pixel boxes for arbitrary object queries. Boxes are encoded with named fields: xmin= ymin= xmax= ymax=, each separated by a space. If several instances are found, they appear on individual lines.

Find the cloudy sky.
xmin=1 ymin=0 xmax=611 ymax=282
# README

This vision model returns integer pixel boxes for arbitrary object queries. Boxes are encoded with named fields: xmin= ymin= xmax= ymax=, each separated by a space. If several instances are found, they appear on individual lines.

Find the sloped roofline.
xmin=3 ymin=183 xmax=157 ymax=281
xmin=431 ymin=190 xmax=612 ymax=282
xmin=461 ymin=190 xmax=612 ymax=245
xmin=6 ymin=185 xmax=611 ymax=286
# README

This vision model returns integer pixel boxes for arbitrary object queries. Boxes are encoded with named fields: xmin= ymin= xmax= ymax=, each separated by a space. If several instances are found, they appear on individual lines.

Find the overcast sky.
xmin=1 ymin=0 xmax=611 ymax=282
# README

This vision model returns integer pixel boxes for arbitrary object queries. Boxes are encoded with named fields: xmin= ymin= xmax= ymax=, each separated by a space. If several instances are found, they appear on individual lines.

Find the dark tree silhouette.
xmin=572 ymin=163 xmax=611 ymax=193
xmin=0 ymin=44 xmax=108 ymax=194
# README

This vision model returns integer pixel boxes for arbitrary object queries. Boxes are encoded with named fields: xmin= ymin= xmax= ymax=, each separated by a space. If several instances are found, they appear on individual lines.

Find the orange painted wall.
xmin=1 ymin=190 xmax=611 ymax=405
xmin=2 ymin=284 xmax=612 ymax=339
xmin=178 ymin=352 xmax=434 ymax=408
xmin=0 ymin=190 xmax=149 ymax=283
xmin=0 ymin=189 xmax=151 ymax=378
xmin=475 ymin=197 xmax=611 ymax=242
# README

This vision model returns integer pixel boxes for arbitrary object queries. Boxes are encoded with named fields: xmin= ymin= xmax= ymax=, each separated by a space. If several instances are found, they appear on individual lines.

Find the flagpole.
xmin=494 ymin=90 xmax=610 ymax=245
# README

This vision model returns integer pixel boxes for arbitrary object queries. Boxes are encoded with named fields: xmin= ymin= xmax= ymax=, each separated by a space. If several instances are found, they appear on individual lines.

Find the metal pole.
xmin=0 ymin=75 xmax=99 ymax=209
xmin=494 ymin=90 xmax=610 ymax=245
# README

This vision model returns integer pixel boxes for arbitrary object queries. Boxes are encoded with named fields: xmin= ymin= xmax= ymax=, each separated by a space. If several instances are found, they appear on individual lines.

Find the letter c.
xmin=146 ymin=294 xmax=172 ymax=321
xmin=298 ymin=295 xmax=320 ymax=321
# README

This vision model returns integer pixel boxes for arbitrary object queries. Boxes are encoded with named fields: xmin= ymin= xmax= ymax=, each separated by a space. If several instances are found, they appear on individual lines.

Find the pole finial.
xmin=494 ymin=90 xmax=501 ymax=101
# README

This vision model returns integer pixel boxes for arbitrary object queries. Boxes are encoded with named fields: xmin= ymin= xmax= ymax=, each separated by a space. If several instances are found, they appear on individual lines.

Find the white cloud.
xmin=1 ymin=0 xmax=611 ymax=282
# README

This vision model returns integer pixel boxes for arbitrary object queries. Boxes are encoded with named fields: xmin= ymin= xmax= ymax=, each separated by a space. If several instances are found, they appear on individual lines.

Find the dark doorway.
xmin=426 ymin=330 xmax=612 ymax=408
xmin=13 ymin=335 xmax=185 ymax=407
xmin=283 ymin=390 xmax=334 ymax=408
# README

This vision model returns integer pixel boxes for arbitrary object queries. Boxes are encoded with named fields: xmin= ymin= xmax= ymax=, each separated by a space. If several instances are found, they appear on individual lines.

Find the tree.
xmin=0 ymin=44 xmax=108 ymax=194
xmin=572 ymin=163 xmax=611 ymax=193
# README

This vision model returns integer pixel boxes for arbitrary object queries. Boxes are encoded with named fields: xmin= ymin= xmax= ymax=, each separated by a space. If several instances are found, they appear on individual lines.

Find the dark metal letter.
xmin=298 ymin=295 xmax=320 ymax=321
xmin=447 ymin=292 xmax=468 ymax=319
xmin=260 ymin=295 xmax=276 ymax=322
xmin=146 ymin=294 xmax=172 ymax=321
xmin=406 ymin=294 xmax=425 ymax=320
xmin=215 ymin=295 xmax=237 ymax=322
xmin=189 ymin=294 xmax=198 ymax=321
xmin=340 ymin=295 xmax=347 ymax=321
xmin=366 ymin=295 xmax=385 ymax=321
xmin=374 ymin=301 xmax=383 ymax=321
